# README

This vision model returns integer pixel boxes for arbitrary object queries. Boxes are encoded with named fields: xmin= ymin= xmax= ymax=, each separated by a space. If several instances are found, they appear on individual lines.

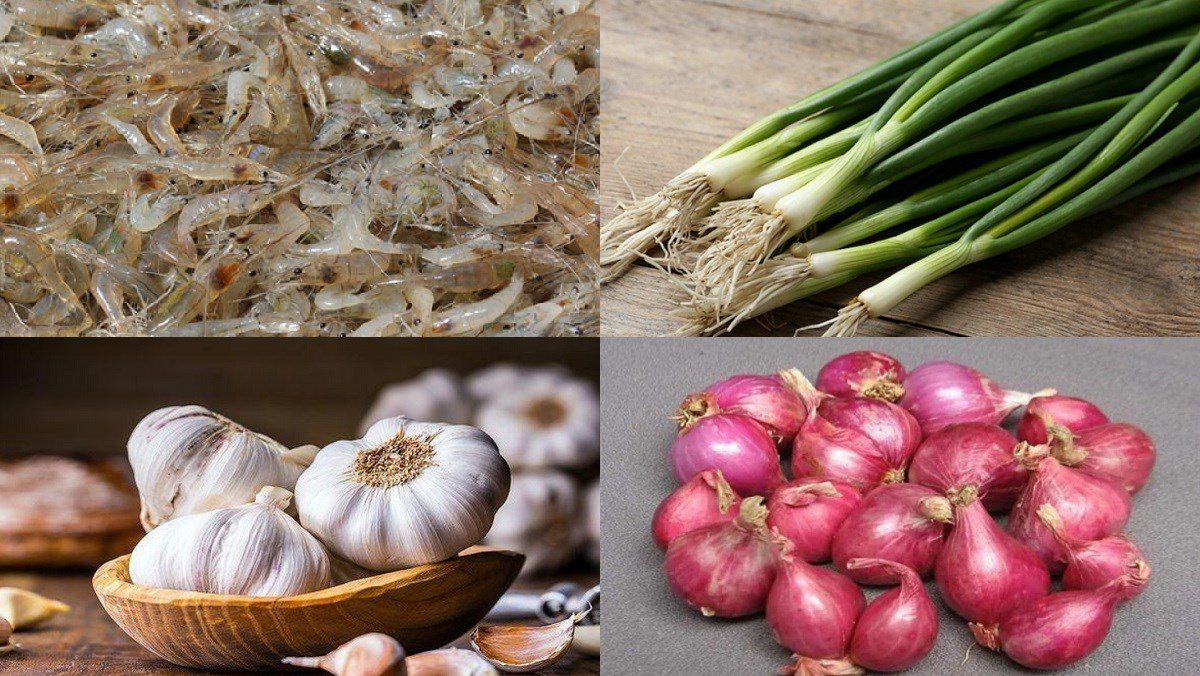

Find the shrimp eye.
xmin=293 ymin=267 xmax=302 ymax=275
xmin=261 ymin=170 xmax=268 ymax=178
xmin=124 ymin=75 xmax=131 ymax=82
xmin=168 ymin=179 xmax=177 ymax=185
xmin=23 ymin=74 xmax=33 ymax=82
xmin=89 ymin=52 xmax=97 ymax=58
xmin=306 ymin=50 xmax=314 ymax=56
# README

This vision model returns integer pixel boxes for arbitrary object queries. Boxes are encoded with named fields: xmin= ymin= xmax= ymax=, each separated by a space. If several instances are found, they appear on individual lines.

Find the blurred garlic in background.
xmin=358 ymin=369 xmax=473 ymax=435
xmin=474 ymin=369 xmax=599 ymax=470
xmin=128 ymin=405 xmax=316 ymax=530
xmin=584 ymin=482 xmax=599 ymax=565
xmin=484 ymin=471 xmax=585 ymax=577
xmin=466 ymin=364 xmax=570 ymax=400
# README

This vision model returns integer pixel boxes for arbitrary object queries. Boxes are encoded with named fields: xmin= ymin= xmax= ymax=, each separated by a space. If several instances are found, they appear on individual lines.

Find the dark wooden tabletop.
xmin=0 ymin=570 xmax=599 ymax=675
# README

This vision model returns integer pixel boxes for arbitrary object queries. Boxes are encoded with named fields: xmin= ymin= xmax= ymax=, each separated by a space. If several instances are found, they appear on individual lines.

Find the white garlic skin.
xmin=484 ymin=470 xmax=583 ymax=576
xmin=129 ymin=486 xmax=330 ymax=597
xmin=295 ymin=417 xmax=510 ymax=572
xmin=474 ymin=371 xmax=598 ymax=469
xmin=128 ymin=405 xmax=313 ymax=530
xmin=358 ymin=369 xmax=473 ymax=435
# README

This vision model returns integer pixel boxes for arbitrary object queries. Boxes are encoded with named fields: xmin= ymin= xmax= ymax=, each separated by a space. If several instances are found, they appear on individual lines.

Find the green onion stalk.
xmin=823 ymin=37 xmax=1200 ymax=336
xmin=597 ymin=0 xmax=1034 ymax=283
xmin=678 ymin=130 xmax=1089 ymax=334
xmin=687 ymin=0 xmax=1200 ymax=306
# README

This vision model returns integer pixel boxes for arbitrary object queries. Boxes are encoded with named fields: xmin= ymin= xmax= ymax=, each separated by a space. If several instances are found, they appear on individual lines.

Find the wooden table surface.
xmin=0 ymin=570 xmax=599 ymax=675
xmin=600 ymin=0 xmax=1200 ymax=337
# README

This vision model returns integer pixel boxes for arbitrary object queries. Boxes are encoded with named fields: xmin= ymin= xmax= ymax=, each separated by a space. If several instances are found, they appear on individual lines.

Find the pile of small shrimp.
xmin=0 ymin=0 xmax=598 ymax=336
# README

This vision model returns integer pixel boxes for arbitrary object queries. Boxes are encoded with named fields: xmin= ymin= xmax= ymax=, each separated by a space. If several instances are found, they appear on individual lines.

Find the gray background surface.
xmin=600 ymin=339 xmax=1200 ymax=675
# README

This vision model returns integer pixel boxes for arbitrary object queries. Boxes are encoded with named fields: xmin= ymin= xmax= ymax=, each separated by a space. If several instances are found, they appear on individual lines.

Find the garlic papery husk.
xmin=466 ymin=364 xmax=569 ymax=400
xmin=484 ymin=471 xmax=583 ymax=576
xmin=475 ymin=371 xmax=598 ymax=469
xmin=128 ymin=405 xmax=315 ymax=530
xmin=407 ymin=648 xmax=498 ymax=675
xmin=295 ymin=417 xmax=511 ymax=571
xmin=0 ymin=615 xmax=14 ymax=653
xmin=128 ymin=486 xmax=330 ymax=596
xmin=359 ymin=369 xmax=473 ymax=435
xmin=470 ymin=613 xmax=583 ymax=673
xmin=283 ymin=633 xmax=406 ymax=676
xmin=0 ymin=588 xmax=69 ymax=629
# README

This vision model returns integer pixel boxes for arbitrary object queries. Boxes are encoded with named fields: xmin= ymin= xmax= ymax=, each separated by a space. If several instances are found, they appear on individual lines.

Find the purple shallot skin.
xmin=651 ymin=469 xmax=740 ymax=550
xmin=1017 ymin=394 xmax=1109 ymax=446
xmin=907 ymin=422 xmax=1029 ymax=511
xmin=767 ymin=550 xmax=866 ymax=659
xmin=846 ymin=558 xmax=938 ymax=672
xmin=831 ymin=483 xmax=952 ymax=585
xmin=936 ymin=487 xmax=1050 ymax=626
xmin=972 ymin=575 xmax=1144 ymax=670
xmin=900 ymin=361 xmax=1047 ymax=435
xmin=817 ymin=351 xmax=906 ymax=402
xmin=671 ymin=413 xmax=784 ymax=496
xmin=767 ymin=480 xmax=861 ymax=563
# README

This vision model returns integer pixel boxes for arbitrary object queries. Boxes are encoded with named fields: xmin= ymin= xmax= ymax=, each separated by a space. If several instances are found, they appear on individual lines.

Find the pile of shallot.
xmin=655 ymin=351 xmax=1156 ymax=673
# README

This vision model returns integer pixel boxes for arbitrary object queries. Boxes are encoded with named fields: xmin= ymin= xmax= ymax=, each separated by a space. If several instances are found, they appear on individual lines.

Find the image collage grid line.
xmin=2 ymin=1 xmax=1200 ymax=675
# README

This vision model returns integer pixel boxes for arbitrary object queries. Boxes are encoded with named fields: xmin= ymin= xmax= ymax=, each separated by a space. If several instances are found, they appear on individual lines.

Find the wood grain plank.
xmin=0 ymin=572 xmax=598 ymax=675
xmin=600 ymin=0 xmax=1200 ymax=336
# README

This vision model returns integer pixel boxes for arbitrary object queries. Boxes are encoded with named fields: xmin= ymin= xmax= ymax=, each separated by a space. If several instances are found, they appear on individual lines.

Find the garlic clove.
xmin=572 ymin=625 xmax=599 ymax=657
xmin=0 ymin=588 xmax=70 ymax=630
xmin=406 ymin=648 xmax=498 ymax=675
xmin=0 ymin=615 xmax=17 ymax=653
xmin=470 ymin=613 xmax=582 ymax=673
xmin=282 ymin=633 xmax=406 ymax=676
xmin=285 ymin=444 xmax=321 ymax=467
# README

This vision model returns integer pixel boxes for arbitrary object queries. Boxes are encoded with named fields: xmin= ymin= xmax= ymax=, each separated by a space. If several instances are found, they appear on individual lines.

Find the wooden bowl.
xmin=93 ymin=547 xmax=524 ymax=670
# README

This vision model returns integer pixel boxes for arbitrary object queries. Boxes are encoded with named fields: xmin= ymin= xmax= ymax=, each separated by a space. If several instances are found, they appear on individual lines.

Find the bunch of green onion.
xmin=600 ymin=0 xmax=1200 ymax=336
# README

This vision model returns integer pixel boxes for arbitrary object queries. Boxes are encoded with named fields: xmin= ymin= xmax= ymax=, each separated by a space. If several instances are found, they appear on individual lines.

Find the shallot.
xmin=1009 ymin=456 xmax=1131 ymax=572
xmin=670 ymin=414 xmax=784 ymax=496
xmin=767 ymin=481 xmax=861 ymax=563
xmin=675 ymin=369 xmax=816 ymax=441
xmin=1016 ymin=394 xmax=1109 ymax=446
xmin=935 ymin=486 xmax=1050 ymax=627
xmin=652 ymin=470 xmax=741 ymax=550
xmin=792 ymin=397 xmax=921 ymax=491
xmin=1056 ymin=423 xmax=1156 ymax=494
xmin=831 ymin=484 xmax=951 ymax=585
xmin=817 ymin=351 xmax=906 ymax=402
xmin=971 ymin=575 xmax=1145 ymax=670
xmin=845 ymin=559 xmax=938 ymax=673
xmin=663 ymin=498 xmax=778 ymax=617
xmin=900 ymin=361 xmax=1050 ymax=435
xmin=907 ymin=423 xmax=1029 ymax=511
xmin=1038 ymin=504 xmax=1150 ymax=599
xmin=766 ymin=546 xmax=865 ymax=669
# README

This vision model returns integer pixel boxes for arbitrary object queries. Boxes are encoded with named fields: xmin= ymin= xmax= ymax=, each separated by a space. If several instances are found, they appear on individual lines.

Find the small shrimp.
xmin=299 ymin=180 xmax=352 ymax=207
xmin=10 ymin=0 xmax=103 ymax=31
xmin=264 ymin=77 xmax=310 ymax=148
xmin=223 ymin=71 xmax=267 ymax=133
xmin=228 ymin=93 xmax=273 ymax=148
xmin=277 ymin=18 xmax=327 ymax=118
xmin=0 ymin=173 xmax=62 ymax=216
xmin=311 ymin=102 xmax=356 ymax=149
xmin=0 ymin=113 xmax=43 ymax=161
xmin=101 ymin=114 xmax=157 ymax=156
xmin=126 ymin=60 xmax=242 ymax=91
xmin=130 ymin=191 xmax=185 ymax=232
xmin=152 ymin=156 xmax=280 ymax=182
xmin=484 ymin=301 xmax=564 ymax=336
xmin=419 ymin=234 xmax=504 ymax=266
xmin=80 ymin=18 xmax=155 ymax=58
xmin=426 ymin=272 xmax=524 ymax=336
xmin=295 ymin=251 xmax=392 ymax=286
xmin=176 ymin=183 xmax=276 ymax=259
xmin=0 ymin=155 xmax=36 ymax=190
xmin=406 ymin=259 xmax=515 ymax=293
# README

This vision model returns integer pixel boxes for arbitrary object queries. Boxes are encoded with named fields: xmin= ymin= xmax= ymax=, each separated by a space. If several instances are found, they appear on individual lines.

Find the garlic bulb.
xmin=295 ymin=417 xmax=510 ymax=571
xmin=129 ymin=486 xmax=330 ymax=596
xmin=128 ymin=405 xmax=316 ymax=530
xmin=484 ymin=471 xmax=583 ymax=576
xmin=466 ymin=363 xmax=568 ymax=399
xmin=474 ymin=370 xmax=598 ymax=469
xmin=359 ymin=369 xmax=473 ymax=435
